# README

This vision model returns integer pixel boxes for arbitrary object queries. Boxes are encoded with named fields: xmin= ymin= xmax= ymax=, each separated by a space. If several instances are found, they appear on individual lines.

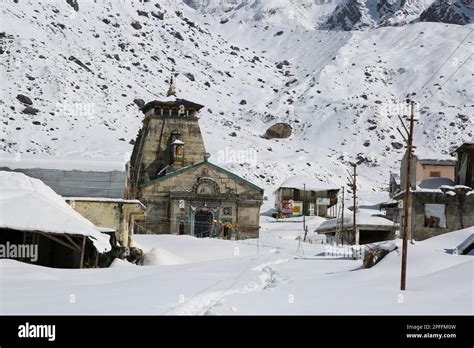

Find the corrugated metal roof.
xmin=0 ymin=167 xmax=126 ymax=198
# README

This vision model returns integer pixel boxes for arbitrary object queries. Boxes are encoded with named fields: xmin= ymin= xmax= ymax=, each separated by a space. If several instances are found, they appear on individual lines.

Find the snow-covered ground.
xmin=1 ymin=219 xmax=472 ymax=315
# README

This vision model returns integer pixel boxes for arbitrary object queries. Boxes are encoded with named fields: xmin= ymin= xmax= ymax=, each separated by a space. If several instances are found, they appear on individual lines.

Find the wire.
xmin=420 ymin=52 xmax=473 ymax=107
xmin=417 ymin=28 xmax=473 ymax=101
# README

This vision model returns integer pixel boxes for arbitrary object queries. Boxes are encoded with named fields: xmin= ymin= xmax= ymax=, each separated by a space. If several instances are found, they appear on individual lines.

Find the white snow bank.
xmin=109 ymin=258 xmax=136 ymax=268
xmin=141 ymin=248 xmax=188 ymax=266
xmin=0 ymin=171 xmax=110 ymax=252
xmin=0 ymin=225 xmax=472 ymax=315
xmin=373 ymin=228 xmax=473 ymax=278
xmin=418 ymin=226 xmax=474 ymax=251
xmin=133 ymin=234 xmax=261 ymax=265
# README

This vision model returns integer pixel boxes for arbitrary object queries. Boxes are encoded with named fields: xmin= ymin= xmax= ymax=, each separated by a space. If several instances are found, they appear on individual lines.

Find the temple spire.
xmin=167 ymin=73 xmax=177 ymax=97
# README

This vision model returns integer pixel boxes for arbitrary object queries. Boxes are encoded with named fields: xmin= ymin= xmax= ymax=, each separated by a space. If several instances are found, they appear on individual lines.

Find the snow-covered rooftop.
xmin=65 ymin=197 xmax=145 ymax=209
xmin=413 ymin=149 xmax=457 ymax=165
xmin=316 ymin=209 xmax=395 ymax=231
xmin=0 ymin=167 xmax=126 ymax=199
xmin=418 ymin=178 xmax=455 ymax=189
xmin=277 ymin=175 xmax=339 ymax=192
xmin=0 ymin=171 xmax=111 ymax=252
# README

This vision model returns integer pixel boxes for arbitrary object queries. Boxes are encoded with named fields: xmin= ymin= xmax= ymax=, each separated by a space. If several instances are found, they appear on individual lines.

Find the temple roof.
xmin=142 ymin=98 xmax=204 ymax=113
xmin=140 ymin=160 xmax=263 ymax=192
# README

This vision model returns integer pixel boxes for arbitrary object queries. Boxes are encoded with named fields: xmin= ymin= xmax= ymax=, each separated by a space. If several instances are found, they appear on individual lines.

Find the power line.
xmin=417 ymin=28 xmax=473 ymax=100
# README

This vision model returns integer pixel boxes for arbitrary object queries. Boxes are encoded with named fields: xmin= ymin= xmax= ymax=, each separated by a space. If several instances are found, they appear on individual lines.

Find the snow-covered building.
xmin=0 ymin=171 xmax=110 ymax=268
xmin=393 ymin=143 xmax=474 ymax=241
xmin=400 ymin=150 xmax=456 ymax=191
xmin=64 ymin=197 xmax=145 ymax=247
xmin=274 ymin=175 xmax=339 ymax=218
xmin=388 ymin=172 xmax=401 ymax=198
xmin=454 ymin=142 xmax=474 ymax=188
xmin=1 ymin=166 xmax=145 ymax=247
xmin=315 ymin=209 xmax=397 ymax=245
xmin=125 ymin=82 xmax=264 ymax=239
xmin=395 ymin=184 xmax=474 ymax=241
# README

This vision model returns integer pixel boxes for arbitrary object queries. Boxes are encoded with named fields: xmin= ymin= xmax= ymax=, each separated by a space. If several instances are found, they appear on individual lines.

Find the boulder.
xmin=22 ymin=106 xmax=39 ymax=115
xmin=133 ymin=98 xmax=145 ymax=109
xmin=16 ymin=94 xmax=33 ymax=105
xmin=131 ymin=21 xmax=142 ymax=30
xmin=264 ymin=123 xmax=292 ymax=139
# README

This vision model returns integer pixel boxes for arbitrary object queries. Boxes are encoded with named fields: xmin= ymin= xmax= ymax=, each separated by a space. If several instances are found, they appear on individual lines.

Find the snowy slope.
xmin=1 ymin=0 xmax=473 ymax=205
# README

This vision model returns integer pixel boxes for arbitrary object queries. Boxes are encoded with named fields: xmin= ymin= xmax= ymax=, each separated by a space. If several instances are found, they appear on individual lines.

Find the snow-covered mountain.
xmin=323 ymin=0 xmax=436 ymax=30
xmin=420 ymin=0 xmax=474 ymax=25
xmin=1 ymin=0 xmax=473 ymax=204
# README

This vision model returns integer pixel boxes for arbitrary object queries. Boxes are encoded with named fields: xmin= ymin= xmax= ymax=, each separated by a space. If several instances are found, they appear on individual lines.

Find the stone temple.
xmin=125 ymin=79 xmax=264 ymax=239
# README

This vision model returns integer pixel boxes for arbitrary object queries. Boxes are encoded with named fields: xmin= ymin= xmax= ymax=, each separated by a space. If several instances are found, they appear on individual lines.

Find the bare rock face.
xmin=322 ymin=0 xmax=471 ymax=30
xmin=66 ymin=0 xmax=79 ymax=12
xmin=420 ymin=0 xmax=473 ymax=25
xmin=264 ymin=123 xmax=292 ymax=139
xmin=324 ymin=0 xmax=364 ymax=31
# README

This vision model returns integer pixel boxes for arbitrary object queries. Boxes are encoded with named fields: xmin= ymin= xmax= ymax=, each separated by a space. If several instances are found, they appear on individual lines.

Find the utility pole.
xmin=303 ymin=183 xmax=308 ymax=242
xmin=347 ymin=163 xmax=359 ymax=245
xmin=400 ymin=101 xmax=416 ymax=291
xmin=341 ymin=187 xmax=345 ymax=245
xmin=352 ymin=164 xmax=358 ymax=245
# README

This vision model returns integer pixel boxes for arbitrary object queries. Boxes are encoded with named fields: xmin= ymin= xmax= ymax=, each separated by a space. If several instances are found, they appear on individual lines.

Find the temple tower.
xmin=126 ymin=79 xmax=206 ymax=197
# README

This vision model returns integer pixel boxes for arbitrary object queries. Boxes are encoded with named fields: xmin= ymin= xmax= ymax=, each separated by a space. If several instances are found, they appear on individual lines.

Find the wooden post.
xmin=352 ymin=164 xmax=359 ymax=246
xmin=341 ymin=187 xmax=345 ymax=245
xmin=303 ymin=184 xmax=308 ymax=242
xmin=401 ymin=101 xmax=416 ymax=291
xmin=79 ymin=235 xmax=86 ymax=269
xmin=94 ymin=249 xmax=99 ymax=268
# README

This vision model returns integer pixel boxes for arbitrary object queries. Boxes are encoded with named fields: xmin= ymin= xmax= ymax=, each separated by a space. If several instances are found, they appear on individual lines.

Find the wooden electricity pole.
xmin=303 ymin=183 xmax=308 ymax=242
xmin=352 ymin=164 xmax=358 ymax=245
xmin=400 ymin=101 xmax=416 ymax=291
xmin=340 ymin=187 xmax=345 ymax=245
xmin=347 ymin=163 xmax=358 ymax=245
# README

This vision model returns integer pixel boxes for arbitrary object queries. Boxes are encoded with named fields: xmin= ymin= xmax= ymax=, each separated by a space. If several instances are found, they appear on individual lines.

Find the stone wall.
xmin=135 ymin=115 xmax=206 ymax=184
xmin=408 ymin=192 xmax=474 ymax=241
xmin=67 ymin=200 xmax=145 ymax=246
xmin=138 ymin=162 xmax=263 ymax=238
xmin=69 ymin=200 xmax=121 ymax=231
